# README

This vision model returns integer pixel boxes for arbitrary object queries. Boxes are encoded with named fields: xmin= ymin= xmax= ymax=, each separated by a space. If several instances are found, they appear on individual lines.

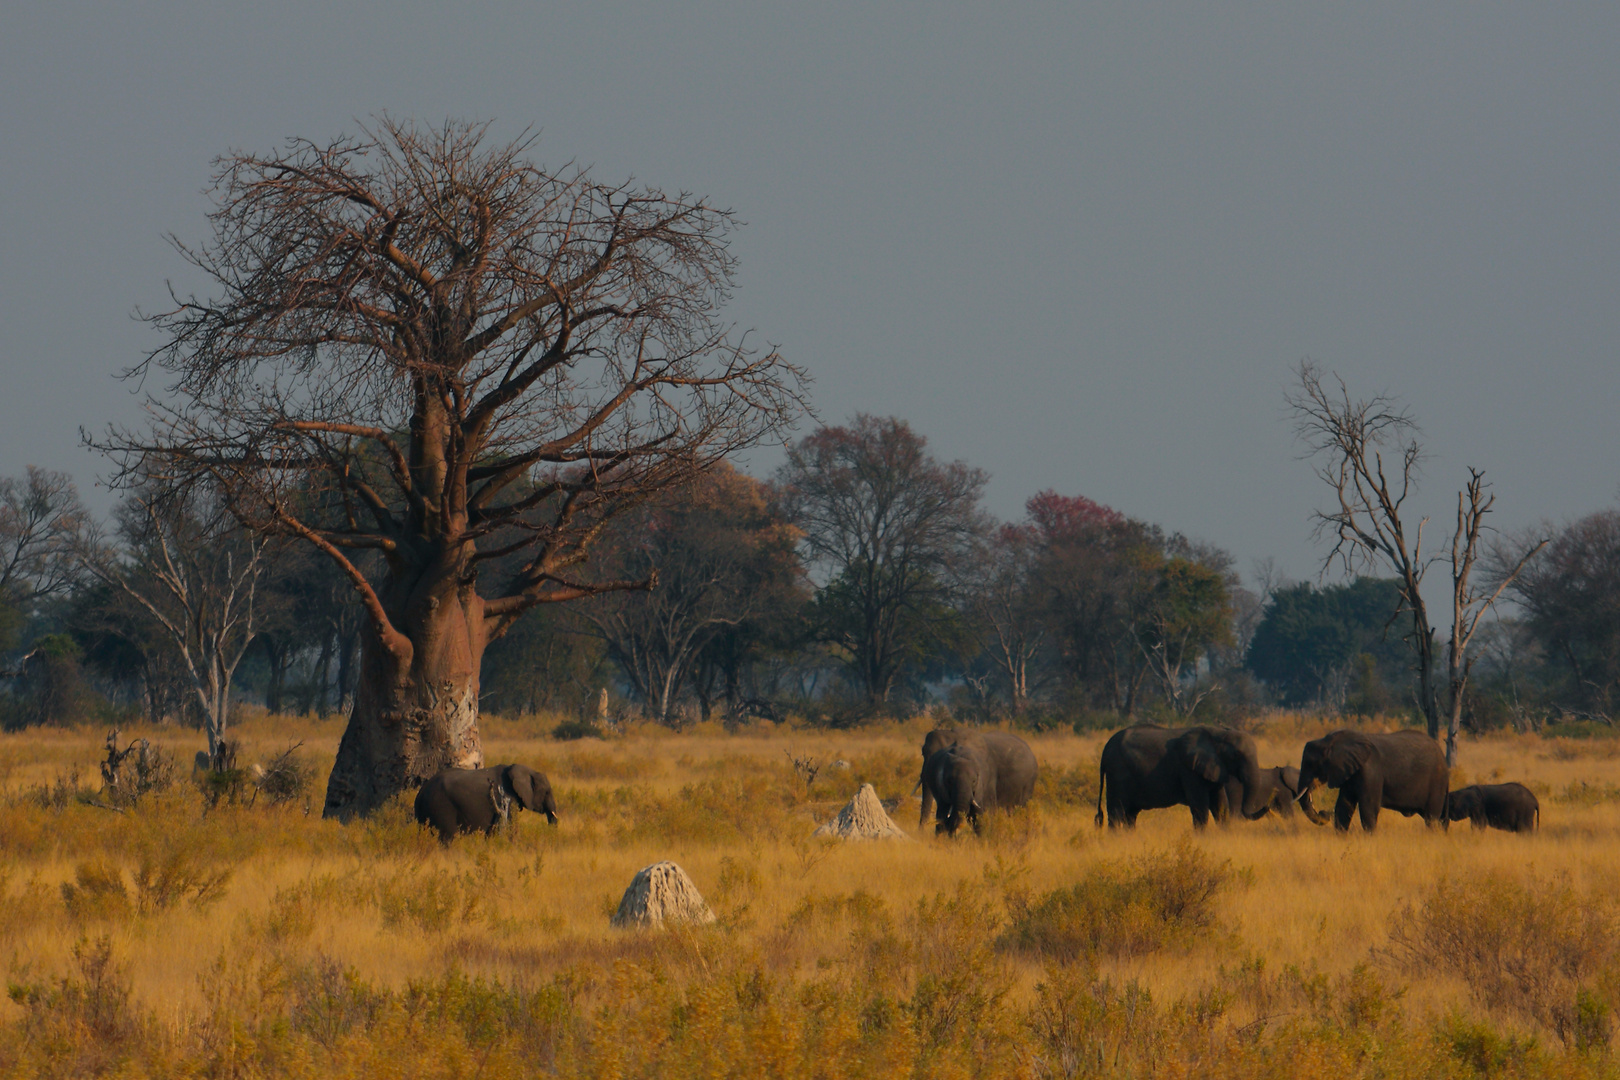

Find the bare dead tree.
xmin=82 ymin=486 xmax=266 ymax=765
xmin=1445 ymin=471 xmax=1546 ymax=760
xmin=92 ymin=118 xmax=806 ymax=818
xmin=1288 ymin=362 xmax=1544 ymax=763
xmin=0 ymin=467 xmax=89 ymax=619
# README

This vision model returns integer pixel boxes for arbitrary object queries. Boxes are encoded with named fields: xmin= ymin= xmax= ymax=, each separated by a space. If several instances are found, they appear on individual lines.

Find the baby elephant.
xmin=1443 ymin=782 xmax=1539 ymax=833
xmin=414 ymin=764 xmax=559 ymax=843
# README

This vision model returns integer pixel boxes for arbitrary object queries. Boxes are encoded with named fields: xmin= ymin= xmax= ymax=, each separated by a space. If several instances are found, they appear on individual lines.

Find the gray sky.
xmin=2 ymin=2 xmax=1616 ymax=587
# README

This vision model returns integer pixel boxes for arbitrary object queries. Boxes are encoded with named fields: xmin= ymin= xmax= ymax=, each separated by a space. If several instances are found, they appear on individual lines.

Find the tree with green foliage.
xmin=778 ymin=416 xmax=987 ymax=707
xmin=1245 ymin=577 xmax=1409 ymax=708
xmin=1504 ymin=509 xmax=1620 ymax=716
xmin=581 ymin=464 xmax=806 ymax=724
xmin=1132 ymin=555 xmax=1234 ymax=716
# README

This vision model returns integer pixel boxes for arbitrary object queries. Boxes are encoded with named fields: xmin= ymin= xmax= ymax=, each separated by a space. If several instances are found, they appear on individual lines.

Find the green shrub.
xmin=1442 ymin=1013 xmax=1542 ymax=1076
xmin=552 ymin=719 xmax=606 ymax=741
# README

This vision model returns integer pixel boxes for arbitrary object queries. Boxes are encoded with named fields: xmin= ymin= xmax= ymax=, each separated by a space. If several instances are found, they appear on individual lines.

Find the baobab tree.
xmin=97 ymin=119 xmax=806 ymax=818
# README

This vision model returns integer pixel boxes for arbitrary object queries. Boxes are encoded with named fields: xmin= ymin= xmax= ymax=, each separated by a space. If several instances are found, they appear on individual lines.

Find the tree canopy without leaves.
xmin=1287 ymin=361 xmax=1543 ymax=763
xmin=97 ymin=118 xmax=806 ymax=817
xmin=0 ymin=467 xmax=88 ymax=652
xmin=83 ymin=485 xmax=265 ymax=764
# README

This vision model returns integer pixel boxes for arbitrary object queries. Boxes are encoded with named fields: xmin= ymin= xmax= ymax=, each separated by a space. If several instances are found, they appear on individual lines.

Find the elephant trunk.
xmin=1238 ymin=755 xmax=1270 ymax=820
xmin=1296 ymin=786 xmax=1328 ymax=826
xmin=1295 ymin=763 xmax=1321 ymax=805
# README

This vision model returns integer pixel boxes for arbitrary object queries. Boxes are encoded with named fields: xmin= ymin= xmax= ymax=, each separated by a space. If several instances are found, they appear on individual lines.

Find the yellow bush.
xmin=6 ymin=716 xmax=1620 ymax=1077
xmin=1000 ymin=843 xmax=1232 ymax=961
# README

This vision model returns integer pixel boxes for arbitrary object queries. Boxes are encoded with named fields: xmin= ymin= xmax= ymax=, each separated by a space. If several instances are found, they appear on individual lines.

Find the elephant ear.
xmin=1177 ymin=732 xmax=1224 ymax=783
xmin=503 ymin=766 xmax=538 ymax=812
xmin=1324 ymin=735 xmax=1372 ymax=783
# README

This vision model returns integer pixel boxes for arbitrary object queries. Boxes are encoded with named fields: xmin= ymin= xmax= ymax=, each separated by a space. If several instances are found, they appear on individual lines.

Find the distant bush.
xmin=1001 ymin=843 xmax=1231 ymax=961
xmin=551 ymin=719 xmax=605 ymax=741
xmin=6 ymin=936 xmax=137 ymax=1047
xmin=25 ymin=767 xmax=89 ymax=811
xmin=1070 ymin=710 xmax=1124 ymax=733
xmin=1035 ymin=762 xmax=1099 ymax=810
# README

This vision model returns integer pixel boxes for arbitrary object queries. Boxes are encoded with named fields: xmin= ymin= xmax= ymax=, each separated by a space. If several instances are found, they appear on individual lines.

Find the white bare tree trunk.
xmin=85 ymin=494 xmax=265 ymax=765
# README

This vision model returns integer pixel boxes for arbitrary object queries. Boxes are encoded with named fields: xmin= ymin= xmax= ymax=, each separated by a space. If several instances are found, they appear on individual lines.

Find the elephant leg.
xmin=1333 ymin=790 xmax=1355 ymax=832
xmin=1187 ymin=789 xmax=1212 ymax=830
xmin=1357 ymin=780 xmax=1382 ymax=832
xmin=1107 ymin=799 xmax=1129 ymax=828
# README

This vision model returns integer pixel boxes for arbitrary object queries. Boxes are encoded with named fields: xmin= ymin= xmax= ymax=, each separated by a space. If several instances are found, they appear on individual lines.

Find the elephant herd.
xmin=410 ymin=723 xmax=1540 ymax=843
xmin=915 ymin=722 xmax=1539 ymax=837
xmin=1095 ymin=724 xmax=1538 ymax=835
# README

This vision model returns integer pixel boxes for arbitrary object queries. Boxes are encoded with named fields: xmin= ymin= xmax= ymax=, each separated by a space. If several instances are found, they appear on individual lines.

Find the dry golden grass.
xmin=3 ymin=710 xmax=1620 ymax=1078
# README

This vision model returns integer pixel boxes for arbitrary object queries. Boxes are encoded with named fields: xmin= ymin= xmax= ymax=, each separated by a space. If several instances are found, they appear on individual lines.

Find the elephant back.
xmin=981 ymin=731 xmax=1038 ymax=808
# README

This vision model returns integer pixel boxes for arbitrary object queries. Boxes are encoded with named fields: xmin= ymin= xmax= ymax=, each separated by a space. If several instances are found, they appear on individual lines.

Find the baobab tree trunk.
xmin=321 ymin=571 xmax=488 ymax=820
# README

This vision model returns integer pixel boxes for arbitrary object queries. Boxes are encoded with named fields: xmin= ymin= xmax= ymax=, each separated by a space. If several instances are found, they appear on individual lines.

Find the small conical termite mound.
xmin=812 ymin=783 xmax=911 ymax=840
xmin=610 ymin=861 xmax=717 ymax=929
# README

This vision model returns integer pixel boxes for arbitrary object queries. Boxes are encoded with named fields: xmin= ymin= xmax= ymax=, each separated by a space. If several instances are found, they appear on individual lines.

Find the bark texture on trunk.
xmin=322 ymin=577 xmax=487 ymax=820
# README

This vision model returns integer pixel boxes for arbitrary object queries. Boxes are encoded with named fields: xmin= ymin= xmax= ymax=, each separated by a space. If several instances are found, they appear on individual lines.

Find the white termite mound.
xmin=812 ymin=783 xmax=911 ymax=840
xmin=610 ymin=861 xmax=717 ymax=929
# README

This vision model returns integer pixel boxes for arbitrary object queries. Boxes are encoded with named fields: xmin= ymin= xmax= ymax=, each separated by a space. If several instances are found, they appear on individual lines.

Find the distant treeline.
xmin=1 ymin=416 xmax=1615 ymax=733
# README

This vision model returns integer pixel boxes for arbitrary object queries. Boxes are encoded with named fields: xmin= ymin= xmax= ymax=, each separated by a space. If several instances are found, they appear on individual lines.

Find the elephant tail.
xmin=1094 ymin=764 xmax=1106 ymax=828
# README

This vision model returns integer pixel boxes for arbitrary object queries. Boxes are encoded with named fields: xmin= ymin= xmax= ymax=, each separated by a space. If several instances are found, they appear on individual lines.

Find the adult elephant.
xmin=921 ymin=742 xmax=998 ymax=836
xmin=414 ymin=764 xmax=559 ymax=843
xmin=1095 ymin=725 xmax=1270 ymax=829
xmin=915 ymin=728 xmax=1038 ymax=827
xmin=1444 ymin=782 xmax=1539 ymax=833
xmin=1295 ymin=729 xmax=1448 ymax=832
xmin=1219 ymin=765 xmax=1327 ymax=824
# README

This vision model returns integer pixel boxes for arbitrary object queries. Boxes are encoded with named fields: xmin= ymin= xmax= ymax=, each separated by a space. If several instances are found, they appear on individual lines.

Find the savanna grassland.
xmin=3 ymin=713 xmax=1620 ymax=1079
